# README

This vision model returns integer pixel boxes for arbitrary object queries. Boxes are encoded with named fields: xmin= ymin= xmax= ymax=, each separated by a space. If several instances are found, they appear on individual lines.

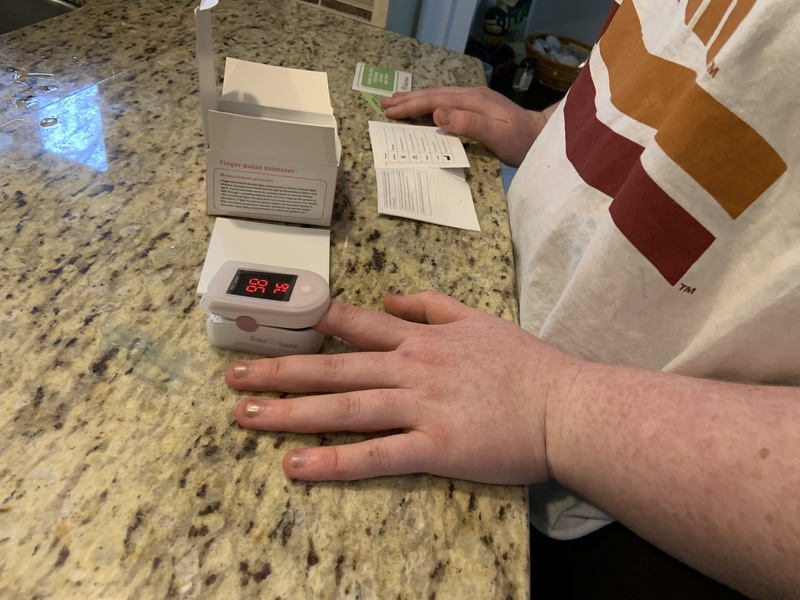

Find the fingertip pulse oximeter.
xmin=200 ymin=260 xmax=330 ymax=356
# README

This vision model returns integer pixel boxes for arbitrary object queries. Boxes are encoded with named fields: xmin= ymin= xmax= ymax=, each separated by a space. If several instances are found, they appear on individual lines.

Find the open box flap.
xmin=208 ymin=110 xmax=340 ymax=166
xmin=218 ymin=58 xmax=335 ymax=127
xmin=195 ymin=4 xmax=338 ymax=145
xmin=195 ymin=0 xmax=219 ymax=147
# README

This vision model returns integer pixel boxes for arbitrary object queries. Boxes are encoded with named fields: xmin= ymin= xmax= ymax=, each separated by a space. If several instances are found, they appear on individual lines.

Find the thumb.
xmin=433 ymin=107 xmax=482 ymax=139
xmin=434 ymin=108 xmax=452 ymax=126
xmin=384 ymin=291 xmax=475 ymax=325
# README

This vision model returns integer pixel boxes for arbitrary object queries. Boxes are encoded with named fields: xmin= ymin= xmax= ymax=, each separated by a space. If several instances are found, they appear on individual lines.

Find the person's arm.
xmin=226 ymin=292 xmax=800 ymax=599
xmin=549 ymin=362 xmax=800 ymax=599
xmin=381 ymin=86 xmax=559 ymax=168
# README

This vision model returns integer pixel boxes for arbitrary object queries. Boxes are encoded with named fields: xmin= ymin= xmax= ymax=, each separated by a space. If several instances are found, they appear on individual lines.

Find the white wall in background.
xmin=414 ymin=0 xmax=481 ymax=52
xmin=385 ymin=0 xmax=422 ymax=37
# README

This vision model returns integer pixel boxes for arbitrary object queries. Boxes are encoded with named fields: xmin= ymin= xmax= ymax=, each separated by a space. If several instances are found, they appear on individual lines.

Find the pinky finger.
xmin=282 ymin=432 xmax=433 ymax=481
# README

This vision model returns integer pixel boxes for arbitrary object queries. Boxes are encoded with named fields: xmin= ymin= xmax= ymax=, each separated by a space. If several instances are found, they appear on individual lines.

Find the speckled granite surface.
xmin=0 ymin=0 xmax=528 ymax=597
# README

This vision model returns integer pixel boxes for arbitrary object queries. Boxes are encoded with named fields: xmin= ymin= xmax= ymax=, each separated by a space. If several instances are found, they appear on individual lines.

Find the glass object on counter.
xmin=512 ymin=57 xmax=536 ymax=92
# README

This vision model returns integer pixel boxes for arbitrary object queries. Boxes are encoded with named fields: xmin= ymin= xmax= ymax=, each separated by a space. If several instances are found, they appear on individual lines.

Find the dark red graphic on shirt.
xmin=564 ymin=72 xmax=715 ymax=285
xmin=563 ymin=0 xmax=786 ymax=285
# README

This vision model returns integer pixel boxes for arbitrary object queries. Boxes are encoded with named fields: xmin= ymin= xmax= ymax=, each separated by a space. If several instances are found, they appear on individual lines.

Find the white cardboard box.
xmin=195 ymin=1 xmax=341 ymax=227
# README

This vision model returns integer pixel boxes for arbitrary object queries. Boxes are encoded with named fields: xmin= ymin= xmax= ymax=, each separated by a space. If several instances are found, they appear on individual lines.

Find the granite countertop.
xmin=0 ymin=0 xmax=528 ymax=597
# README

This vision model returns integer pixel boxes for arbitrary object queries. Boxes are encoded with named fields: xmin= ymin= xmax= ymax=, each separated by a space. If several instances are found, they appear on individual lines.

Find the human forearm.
xmin=548 ymin=363 xmax=800 ymax=598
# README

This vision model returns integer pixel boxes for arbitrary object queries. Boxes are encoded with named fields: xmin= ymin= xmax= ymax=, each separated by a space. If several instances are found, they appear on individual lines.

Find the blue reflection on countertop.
xmin=38 ymin=85 xmax=108 ymax=171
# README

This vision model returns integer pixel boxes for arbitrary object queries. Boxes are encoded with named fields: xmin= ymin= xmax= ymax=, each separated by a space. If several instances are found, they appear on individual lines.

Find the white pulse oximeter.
xmin=200 ymin=260 xmax=330 ymax=356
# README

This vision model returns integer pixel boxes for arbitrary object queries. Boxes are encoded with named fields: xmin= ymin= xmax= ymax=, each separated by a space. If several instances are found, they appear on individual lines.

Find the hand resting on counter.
xmin=227 ymin=291 xmax=572 ymax=484
xmin=380 ymin=86 xmax=557 ymax=168
xmin=226 ymin=291 xmax=800 ymax=599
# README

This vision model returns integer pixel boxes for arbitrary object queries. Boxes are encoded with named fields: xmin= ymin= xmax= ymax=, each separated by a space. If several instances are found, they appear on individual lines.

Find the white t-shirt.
xmin=508 ymin=0 xmax=800 ymax=539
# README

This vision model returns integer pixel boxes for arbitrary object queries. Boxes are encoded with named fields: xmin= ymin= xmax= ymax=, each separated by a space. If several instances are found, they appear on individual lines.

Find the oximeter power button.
xmin=235 ymin=315 xmax=259 ymax=332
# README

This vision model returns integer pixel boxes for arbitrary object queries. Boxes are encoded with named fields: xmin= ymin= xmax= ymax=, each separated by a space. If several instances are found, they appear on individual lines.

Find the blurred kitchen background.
xmin=305 ymin=0 xmax=613 ymax=106
xmin=303 ymin=1 xmax=612 ymax=56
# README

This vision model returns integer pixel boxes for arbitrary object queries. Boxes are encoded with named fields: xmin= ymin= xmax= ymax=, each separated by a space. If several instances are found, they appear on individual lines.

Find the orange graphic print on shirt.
xmin=563 ymin=0 xmax=787 ymax=285
xmin=685 ymin=0 xmax=754 ymax=66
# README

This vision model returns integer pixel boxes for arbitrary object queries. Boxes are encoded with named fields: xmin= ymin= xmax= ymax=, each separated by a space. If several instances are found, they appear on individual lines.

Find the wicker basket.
xmin=524 ymin=34 xmax=591 ymax=92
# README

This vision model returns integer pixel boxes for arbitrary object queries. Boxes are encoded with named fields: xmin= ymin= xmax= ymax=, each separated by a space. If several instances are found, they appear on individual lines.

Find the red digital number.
xmin=245 ymin=277 xmax=269 ymax=294
xmin=272 ymin=282 xmax=290 ymax=294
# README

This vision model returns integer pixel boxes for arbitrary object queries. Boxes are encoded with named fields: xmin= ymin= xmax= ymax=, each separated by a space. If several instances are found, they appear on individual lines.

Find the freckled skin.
xmin=223 ymin=84 xmax=800 ymax=599
xmin=226 ymin=290 xmax=800 ymax=599
xmin=552 ymin=362 xmax=800 ymax=600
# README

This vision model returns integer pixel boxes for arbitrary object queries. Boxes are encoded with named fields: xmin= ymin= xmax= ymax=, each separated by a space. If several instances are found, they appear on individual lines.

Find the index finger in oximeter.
xmin=200 ymin=260 xmax=330 ymax=357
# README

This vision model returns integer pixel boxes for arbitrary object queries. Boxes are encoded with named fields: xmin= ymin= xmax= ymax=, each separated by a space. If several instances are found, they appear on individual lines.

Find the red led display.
xmin=227 ymin=269 xmax=298 ymax=302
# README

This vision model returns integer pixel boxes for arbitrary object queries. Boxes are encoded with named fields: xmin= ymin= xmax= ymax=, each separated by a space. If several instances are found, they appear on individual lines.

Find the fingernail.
xmin=232 ymin=363 xmax=249 ymax=379
xmin=243 ymin=400 xmax=262 ymax=417
xmin=289 ymin=452 xmax=309 ymax=469
xmin=436 ymin=109 xmax=451 ymax=126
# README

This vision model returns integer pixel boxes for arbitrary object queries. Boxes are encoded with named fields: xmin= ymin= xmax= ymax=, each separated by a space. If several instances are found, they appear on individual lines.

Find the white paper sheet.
xmin=368 ymin=121 xmax=478 ymax=230
xmin=368 ymin=121 xmax=470 ymax=169
xmin=196 ymin=218 xmax=330 ymax=295
xmin=375 ymin=168 xmax=480 ymax=231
